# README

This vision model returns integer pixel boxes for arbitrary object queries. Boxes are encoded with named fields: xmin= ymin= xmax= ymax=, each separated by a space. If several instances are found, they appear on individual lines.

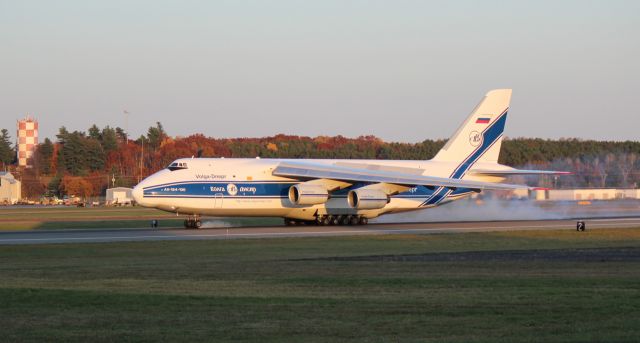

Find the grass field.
xmin=0 ymin=206 xmax=280 ymax=230
xmin=1 ymin=228 xmax=639 ymax=342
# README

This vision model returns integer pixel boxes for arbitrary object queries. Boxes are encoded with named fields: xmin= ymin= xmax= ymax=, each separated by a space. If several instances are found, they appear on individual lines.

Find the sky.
xmin=1 ymin=0 xmax=638 ymax=143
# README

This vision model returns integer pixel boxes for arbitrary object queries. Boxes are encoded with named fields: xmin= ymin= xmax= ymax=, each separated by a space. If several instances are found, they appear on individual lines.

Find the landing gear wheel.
xmin=319 ymin=216 xmax=330 ymax=226
xmin=184 ymin=216 xmax=202 ymax=229
xmin=328 ymin=215 xmax=338 ymax=226
xmin=358 ymin=217 xmax=368 ymax=225
xmin=284 ymin=218 xmax=296 ymax=226
xmin=338 ymin=215 xmax=349 ymax=226
xmin=349 ymin=215 xmax=359 ymax=226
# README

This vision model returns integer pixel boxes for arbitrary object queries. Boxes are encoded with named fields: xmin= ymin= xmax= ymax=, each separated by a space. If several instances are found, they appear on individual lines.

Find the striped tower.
xmin=17 ymin=116 xmax=38 ymax=167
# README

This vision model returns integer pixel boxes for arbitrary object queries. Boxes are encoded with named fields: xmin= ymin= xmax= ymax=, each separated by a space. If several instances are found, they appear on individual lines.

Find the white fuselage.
xmin=132 ymin=158 xmax=505 ymax=220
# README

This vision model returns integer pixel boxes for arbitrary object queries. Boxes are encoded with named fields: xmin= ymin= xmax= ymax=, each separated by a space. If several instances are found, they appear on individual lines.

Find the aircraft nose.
xmin=132 ymin=184 xmax=146 ymax=206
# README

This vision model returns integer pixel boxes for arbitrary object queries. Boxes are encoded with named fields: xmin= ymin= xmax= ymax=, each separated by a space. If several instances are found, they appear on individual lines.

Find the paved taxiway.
xmin=1 ymin=217 xmax=640 ymax=245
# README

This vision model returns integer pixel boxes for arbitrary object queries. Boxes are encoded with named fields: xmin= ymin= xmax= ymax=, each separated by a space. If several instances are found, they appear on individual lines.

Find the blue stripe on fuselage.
xmin=143 ymin=182 xmax=294 ymax=197
xmin=143 ymin=181 xmax=475 ymax=205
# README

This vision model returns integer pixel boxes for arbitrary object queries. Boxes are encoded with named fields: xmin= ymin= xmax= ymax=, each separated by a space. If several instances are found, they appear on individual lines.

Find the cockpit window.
xmin=167 ymin=162 xmax=188 ymax=171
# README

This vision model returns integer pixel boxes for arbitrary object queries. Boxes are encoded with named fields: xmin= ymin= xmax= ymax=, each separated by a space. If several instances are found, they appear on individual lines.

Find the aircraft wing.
xmin=272 ymin=161 xmax=526 ymax=191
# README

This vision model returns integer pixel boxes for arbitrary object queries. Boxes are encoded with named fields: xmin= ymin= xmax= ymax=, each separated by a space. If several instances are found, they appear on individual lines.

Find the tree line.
xmin=0 ymin=123 xmax=638 ymax=199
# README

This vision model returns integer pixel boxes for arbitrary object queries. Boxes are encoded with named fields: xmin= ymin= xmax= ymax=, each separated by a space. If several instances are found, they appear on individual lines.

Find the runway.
xmin=1 ymin=217 xmax=640 ymax=245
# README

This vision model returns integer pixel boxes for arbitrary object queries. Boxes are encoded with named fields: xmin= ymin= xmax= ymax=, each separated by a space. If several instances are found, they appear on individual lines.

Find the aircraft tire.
xmin=358 ymin=217 xmax=368 ymax=225
xmin=195 ymin=220 xmax=202 ymax=229
xmin=328 ymin=215 xmax=338 ymax=226
xmin=319 ymin=216 xmax=330 ymax=226
xmin=348 ymin=215 xmax=359 ymax=226
xmin=338 ymin=215 xmax=349 ymax=226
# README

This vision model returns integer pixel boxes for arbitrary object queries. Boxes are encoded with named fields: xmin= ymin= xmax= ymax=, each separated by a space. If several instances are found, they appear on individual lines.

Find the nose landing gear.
xmin=184 ymin=216 xmax=202 ymax=229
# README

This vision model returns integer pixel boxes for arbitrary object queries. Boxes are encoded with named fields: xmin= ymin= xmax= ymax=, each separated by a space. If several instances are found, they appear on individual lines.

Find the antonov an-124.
xmin=132 ymin=89 xmax=568 ymax=228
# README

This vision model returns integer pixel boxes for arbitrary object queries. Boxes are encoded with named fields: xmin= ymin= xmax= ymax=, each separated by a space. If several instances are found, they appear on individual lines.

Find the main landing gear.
xmin=184 ymin=215 xmax=202 ymax=229
xmin=284 ymin=215 xmax=368 ymax=226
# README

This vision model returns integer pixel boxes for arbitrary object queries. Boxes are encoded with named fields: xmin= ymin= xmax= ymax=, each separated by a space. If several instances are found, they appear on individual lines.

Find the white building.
xmin=0 ymin=172 xmax=21 ymax=204
xmin=623 ymin=189 xmax=640 ymax=199
xmin=510 ymin=188 xmax=640 ymax=201
xmin=509 ymin=188 xmax=550 ymax=201
xmin=106 ymin=187 xmax=133 ymax=205
xmin=547 ymin=188 xmax=638 ymax=201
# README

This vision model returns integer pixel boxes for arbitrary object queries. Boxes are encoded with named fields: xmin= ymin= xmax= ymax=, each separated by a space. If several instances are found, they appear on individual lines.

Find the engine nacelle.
xmin=347 ymin=189 xmax=389 ymax=210
xmin=288 ymin=184 xmax=329 ymax=205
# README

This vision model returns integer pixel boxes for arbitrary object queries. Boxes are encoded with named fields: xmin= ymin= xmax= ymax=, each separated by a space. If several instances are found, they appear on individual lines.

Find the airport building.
xmin=17 ymin=116 xmax=38 ymax=167
xmin=0 ymin=172 xmax=21 ymax=204
xmin=547 ymin=188 xmax=640 ymax=201
xmin=106 ymin=187 xmax=134 ymax=205
xmin=624 ymin=189 xmax=640 ymax=199
xmin=512 ymin=188 xmax=640 ymax=201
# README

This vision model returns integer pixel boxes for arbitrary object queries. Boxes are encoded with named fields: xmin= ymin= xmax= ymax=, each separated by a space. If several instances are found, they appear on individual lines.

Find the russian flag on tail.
xmin=476 ymin=117 xmax=491 ymax=124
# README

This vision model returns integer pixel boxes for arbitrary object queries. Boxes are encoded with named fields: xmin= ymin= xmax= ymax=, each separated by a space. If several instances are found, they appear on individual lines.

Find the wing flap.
xmin=273 ymin=161 xmax=526 ymax=191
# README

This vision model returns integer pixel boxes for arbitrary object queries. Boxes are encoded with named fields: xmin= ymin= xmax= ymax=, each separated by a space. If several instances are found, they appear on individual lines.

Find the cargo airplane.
xmin=132 ymin=89 xmax=567 ymax=228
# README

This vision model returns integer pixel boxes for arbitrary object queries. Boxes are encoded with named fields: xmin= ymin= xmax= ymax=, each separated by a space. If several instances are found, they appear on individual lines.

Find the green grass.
xmin=0 ymin=206 xmax=281 ymax=230
xmin=0 ymin=206 xmax=167 ymax=218
xmin=0 ymin=207 xmax=173 ymax=230
xmin=1 ymin=229 xmax=640 ymax=342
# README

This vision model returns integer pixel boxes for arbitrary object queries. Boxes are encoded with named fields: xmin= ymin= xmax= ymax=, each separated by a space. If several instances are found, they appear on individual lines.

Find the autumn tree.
xmin=60 ymin=176 xmax=95 ymax=199
xmin=19 ymin=168 xmax=46 ymax=199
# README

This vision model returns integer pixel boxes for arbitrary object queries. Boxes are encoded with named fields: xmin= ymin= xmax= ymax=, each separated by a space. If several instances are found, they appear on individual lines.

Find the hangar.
xmin=0 ymin=172 xmax=21 ymax=204
xmin=106 ymin=187 xmax=133 ymax=205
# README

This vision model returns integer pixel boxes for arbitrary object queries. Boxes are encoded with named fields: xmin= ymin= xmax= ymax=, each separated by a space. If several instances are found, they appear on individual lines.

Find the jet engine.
xmin=347 ymin=189 xmax=389 ymax=210
xmin=288 ymin=184 xmax=329 ymax=205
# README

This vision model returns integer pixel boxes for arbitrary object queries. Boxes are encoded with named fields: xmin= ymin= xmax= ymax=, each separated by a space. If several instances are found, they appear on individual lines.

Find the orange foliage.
xmin=50 ymin=143 xmax=61 ymax=172
xmin=266 ymin=143 xmax=278 ymax=151
xmin=60 ymin=176 xmax=95 ymax=199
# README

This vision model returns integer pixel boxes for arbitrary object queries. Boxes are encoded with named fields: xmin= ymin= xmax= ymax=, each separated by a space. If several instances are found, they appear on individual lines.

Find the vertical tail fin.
xmin=432 ymin=89 xmax=511 ymax=168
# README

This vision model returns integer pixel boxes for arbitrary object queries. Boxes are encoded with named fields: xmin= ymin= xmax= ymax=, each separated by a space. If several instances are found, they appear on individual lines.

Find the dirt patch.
xmin=299 ymin=247 xmax=640 ymax=263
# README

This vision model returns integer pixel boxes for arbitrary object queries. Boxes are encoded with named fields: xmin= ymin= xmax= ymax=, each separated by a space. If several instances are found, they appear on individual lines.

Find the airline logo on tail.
xmin=469 ymin=131 xmax=482 ymax=147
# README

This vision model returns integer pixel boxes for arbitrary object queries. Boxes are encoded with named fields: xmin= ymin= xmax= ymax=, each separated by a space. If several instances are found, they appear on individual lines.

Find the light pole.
xmin=123 ymin=110 xmax=129 ymax=142
xmin=139 ymin=136 xmax=144 ymax=183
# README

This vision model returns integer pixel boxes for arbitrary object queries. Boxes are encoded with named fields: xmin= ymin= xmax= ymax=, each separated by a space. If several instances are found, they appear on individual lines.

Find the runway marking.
xmin=1 ymin=219 xmax=640 ymax=244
